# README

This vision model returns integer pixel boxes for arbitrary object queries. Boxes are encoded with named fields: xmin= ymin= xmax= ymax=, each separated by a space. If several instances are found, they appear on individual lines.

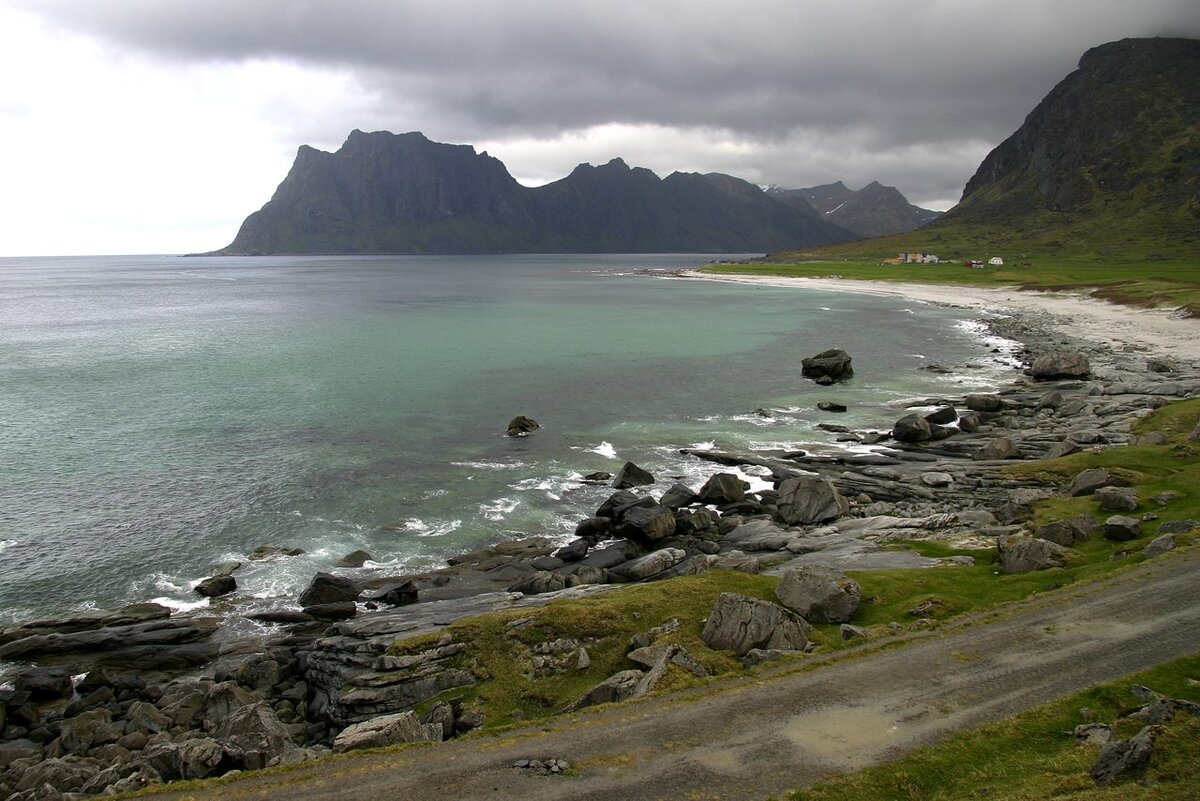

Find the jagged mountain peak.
xmin=768 ymin=181 xmax=940 ymax=238
xmin=210 ymin=131 xmax=857 ymax=255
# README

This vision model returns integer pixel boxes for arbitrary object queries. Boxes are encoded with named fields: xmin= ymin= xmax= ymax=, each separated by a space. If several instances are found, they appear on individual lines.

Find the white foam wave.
xmin=403 ymin=518 xmax=462 ymax=538
xmin=451 ymin=460 xmax=524 ymax=471
xmin=729 ymin=413 xmax=780 ymax=427
xmin=585 ymin=441 xmax=618 ymax=459
xmin=480 ymin=497 xmax=520 ymax=521
xmin=149 ymin=595 xmax=210 ymax=614
xmin=0 ymin=539 xmax=15 ymax=553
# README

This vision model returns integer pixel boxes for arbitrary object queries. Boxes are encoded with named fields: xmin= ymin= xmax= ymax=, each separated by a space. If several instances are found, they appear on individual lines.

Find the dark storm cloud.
xmin=23 ymin=0 xmax=1200 ymax=205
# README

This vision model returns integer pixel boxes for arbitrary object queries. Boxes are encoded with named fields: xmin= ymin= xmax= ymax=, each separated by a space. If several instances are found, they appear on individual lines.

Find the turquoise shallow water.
xmin=0 ymin=254 xmax=1016 ymax=624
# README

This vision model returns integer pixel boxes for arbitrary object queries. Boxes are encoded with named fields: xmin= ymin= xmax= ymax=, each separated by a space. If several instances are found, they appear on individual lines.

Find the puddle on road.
xmin=782 ymin=707 xmax=901 ymax=769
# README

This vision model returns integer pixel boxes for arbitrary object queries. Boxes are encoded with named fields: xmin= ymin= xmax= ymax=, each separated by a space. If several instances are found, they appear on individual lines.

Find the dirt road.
xmin=148 ymin=548 xmax=1200 ymax=801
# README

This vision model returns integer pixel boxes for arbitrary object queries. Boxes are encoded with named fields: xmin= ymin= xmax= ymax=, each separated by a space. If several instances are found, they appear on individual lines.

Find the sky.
xmin=1 ymin=1 xmax=1198 ymax=257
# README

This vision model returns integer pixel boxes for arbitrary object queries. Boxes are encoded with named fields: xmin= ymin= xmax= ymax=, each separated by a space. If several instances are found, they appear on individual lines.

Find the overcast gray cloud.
xmin=5 ymin=0 xmax=1200 ymax=254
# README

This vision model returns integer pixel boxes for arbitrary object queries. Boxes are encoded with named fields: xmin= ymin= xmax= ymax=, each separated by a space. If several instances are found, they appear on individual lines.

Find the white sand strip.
xmin=680 ymin=270 xmax=1200 ymax=361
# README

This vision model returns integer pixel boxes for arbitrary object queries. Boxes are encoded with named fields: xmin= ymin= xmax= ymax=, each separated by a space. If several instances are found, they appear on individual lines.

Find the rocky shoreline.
xmin=3 ymin=305 xmax=1199 ymax=799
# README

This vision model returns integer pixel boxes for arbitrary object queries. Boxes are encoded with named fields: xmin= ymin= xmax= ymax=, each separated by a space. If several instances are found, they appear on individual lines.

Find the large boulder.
xmin=891 ymin=413 xmax=933 ymax=443
xmin=507 ymin=571 xmax=568 ymax=595
xmin=1091 ymin=725 xmax=1160 ymax=787
xmin=366 ymin=580 xmax=419 ymax=607
xmin=615 ymin=503 xmax=677 ymax=544
xmin=723 ymin=519 xmax=793 ymax=552
xmin=1036 ymin=514 xmax=1098 ymax=547
xmin=801 ymin=348 xmax=854 ymax=381
xmin=195 ymin=574 xmax=237 ymax=598
xmin=1103 ymin=515 xmax=1142 ymax=541
xmin=563 ymin=670 xmax=645 ymax=712
xmin=332 ymin=710 xmax=442 ymax=752
xmin=659 ymin=482 xmax=698 ymax=509
xmin=1143 ymin=533 xmax=1177 ymax=559
xmin=700 ymin=593 xmax=809 ymax=656
xmin=1030 ymin=351 xmax=1091 ymax=380
xmin=925 ymin=406 xmax=958 ymax=425
xmin=964 ymin=393 xmax=1003 ymax=413
xmin=13 ymin=756 xmax=103 ymax=795
xmin=998 ymin=536 xmax=1078 ymax=573
xmin=774 ymin=566 xmax=861 ymax=624
xmin=776 ymin=476 xmax=848 ymax=525
xmin=1064 ymin=467 xmax=1125 ymax=497
xmin=57 ymin=709 xmax=122 ymax=755
xmin=697 ymin=473 xmax=748 ymax=506
xmin=1096 ymin=486 xmax=1139 ymax=512
xmin=336 ymin=549 xmax=373 ymax=568
xmin=212 ymin=702 xmax=293 ymax=769
xmin=595 ymin=490 xmax=651 ymax=519
xmin=973 ymin=437 xmax=1020 ymax=461
xmin=608 ymin=548 xmax=688 ymax=581
xmin=612 ymin=461 xmax=655 ymax=489
xmin=174 ymin=737 xmax=235 ymax=779
xmin=297 ymin=572 xmax=360 ymax=606
xmin=13 ymin=665 xmax=75 ymax=700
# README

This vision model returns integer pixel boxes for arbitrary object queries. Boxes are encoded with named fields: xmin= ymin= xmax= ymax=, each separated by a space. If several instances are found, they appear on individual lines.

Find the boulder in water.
xmin=801 ymin=348 xmax=854 ymax=382
xmin=195 ymin=575 xmax=237 ymax=598
xmin=505 ymin=415 xmax=540 ymax=436
xmin=297 ymin=573 xmax=360 ymax=606
xmin=612 ymin=461 xmax=655 ymax=489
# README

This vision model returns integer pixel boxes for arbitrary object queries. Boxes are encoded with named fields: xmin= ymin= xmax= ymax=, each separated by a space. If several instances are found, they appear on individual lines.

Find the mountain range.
xmin=213 ymin=37 xmax=1197 ymax=258
xmin=768 ymin=181 xmax=941 ymax=238
xmin=210 ymin=134 xmax=865 ymax=255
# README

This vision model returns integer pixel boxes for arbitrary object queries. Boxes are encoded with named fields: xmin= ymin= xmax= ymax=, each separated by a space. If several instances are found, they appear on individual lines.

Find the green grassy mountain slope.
xmin=774 ymin=37 xmax=1200 ymax=261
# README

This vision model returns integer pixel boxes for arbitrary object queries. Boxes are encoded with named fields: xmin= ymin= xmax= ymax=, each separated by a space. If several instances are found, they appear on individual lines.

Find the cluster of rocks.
xmin=0 ymin=638 xmax=324 ymax=799
xmin=1076 ymin=686 xmax=1200 ymax=787
xmin=563 ymin=619 xmax=710 ymax=712
xmin=4 ymin=331 xmax=1198 ymax=798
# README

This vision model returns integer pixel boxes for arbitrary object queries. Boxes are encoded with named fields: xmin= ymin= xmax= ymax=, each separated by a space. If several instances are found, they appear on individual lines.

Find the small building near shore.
xmin=896 ymin=252 xmax=939 ymax=264
xmin=988 ymin=256 xmax=1004 ymax=266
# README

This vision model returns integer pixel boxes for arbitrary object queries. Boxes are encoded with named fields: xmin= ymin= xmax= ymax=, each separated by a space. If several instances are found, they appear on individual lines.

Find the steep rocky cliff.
xmin=936 ymin=37 xmax=1200 ymax=248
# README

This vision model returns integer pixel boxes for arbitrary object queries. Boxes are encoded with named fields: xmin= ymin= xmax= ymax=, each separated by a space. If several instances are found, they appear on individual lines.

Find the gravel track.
xmin=145 ymin=547 xmax=1200 ymax=801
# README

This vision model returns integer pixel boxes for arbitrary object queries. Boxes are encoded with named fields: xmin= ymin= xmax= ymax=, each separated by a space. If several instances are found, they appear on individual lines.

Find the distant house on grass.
xmin=894 ymin=252 xmax=940 ymax=264
xmin=966 ymin=259 xmax=986 ymax=269
xmin=988 ymin=256 xmax=1004 ymax=266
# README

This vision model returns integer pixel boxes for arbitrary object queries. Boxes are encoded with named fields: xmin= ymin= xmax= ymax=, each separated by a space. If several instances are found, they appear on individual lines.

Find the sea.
xmin=0 ymin=253 xmax=1020 ymax=628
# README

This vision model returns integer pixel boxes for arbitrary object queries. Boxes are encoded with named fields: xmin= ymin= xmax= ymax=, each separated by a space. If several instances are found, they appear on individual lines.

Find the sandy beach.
xmin=682 ymin=270 xmax=1200 ymax=361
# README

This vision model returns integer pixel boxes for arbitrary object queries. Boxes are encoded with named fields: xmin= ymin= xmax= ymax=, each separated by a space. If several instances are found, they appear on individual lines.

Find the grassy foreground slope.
xmin=787 ymin=654 xmax=1200 ymax=801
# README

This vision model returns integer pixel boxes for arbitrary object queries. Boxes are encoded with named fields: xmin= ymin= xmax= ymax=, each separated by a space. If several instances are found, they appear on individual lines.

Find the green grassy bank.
xmin=785 ymin=654 xmax=1200 ymax=801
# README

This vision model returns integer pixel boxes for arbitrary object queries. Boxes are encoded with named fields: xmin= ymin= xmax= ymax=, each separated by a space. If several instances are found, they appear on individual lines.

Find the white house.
xmin=988 ymin=256 xmax=1004 ymax=266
